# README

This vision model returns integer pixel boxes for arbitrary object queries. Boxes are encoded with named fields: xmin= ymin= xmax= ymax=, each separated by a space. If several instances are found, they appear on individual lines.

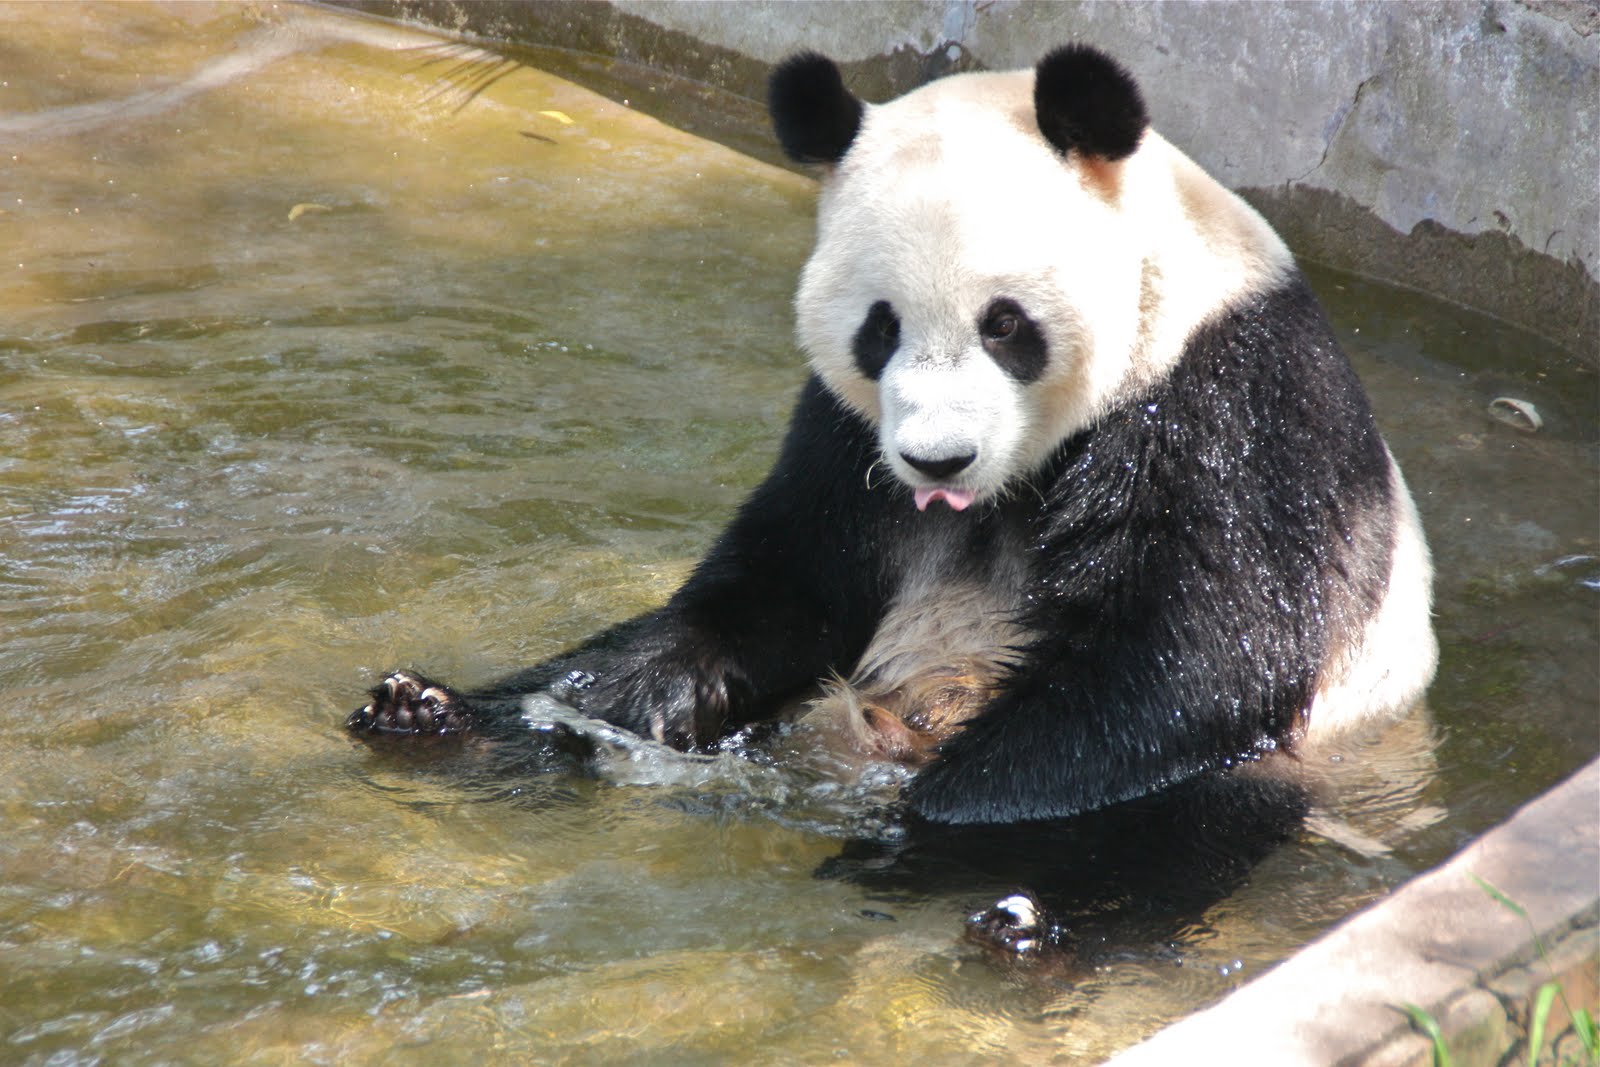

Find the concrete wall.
xmin=351 ymin=0 xmax=1600 ymax=361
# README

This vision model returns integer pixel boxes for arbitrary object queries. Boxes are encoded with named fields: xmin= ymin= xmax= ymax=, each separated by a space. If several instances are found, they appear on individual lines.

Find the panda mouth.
xmin=913 ymin=487 xmax=977 ymax=512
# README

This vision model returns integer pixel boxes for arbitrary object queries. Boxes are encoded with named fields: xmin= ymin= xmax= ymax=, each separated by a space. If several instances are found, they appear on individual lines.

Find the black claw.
xmin=348 ymin=670 xmax=473 ymax=740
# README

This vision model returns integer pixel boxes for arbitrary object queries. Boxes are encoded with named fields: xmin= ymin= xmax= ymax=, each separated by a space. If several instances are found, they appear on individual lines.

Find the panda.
xmin=348 ymin=44 xmax=1437 ymax=830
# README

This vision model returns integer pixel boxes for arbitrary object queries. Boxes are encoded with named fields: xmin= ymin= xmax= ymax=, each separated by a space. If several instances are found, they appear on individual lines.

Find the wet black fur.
xmin=906 ymin=276 xmax=1393 ymax=822
xmin=828 ymin=769 xmax=1313 ymax=938
xmin=361 ymin=275 xmax=1395 ymax=825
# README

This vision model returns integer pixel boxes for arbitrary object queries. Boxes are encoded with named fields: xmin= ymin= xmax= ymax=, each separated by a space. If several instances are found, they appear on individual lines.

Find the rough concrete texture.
xmin=1105 ymin=759 xmax=1599 ymax=1067
xmin=608 ymin=0 xmax=1599 ymax=358
xmin=612 ymin=0 xmax=1593 ymax=270
xmin=366 ymin=0 xmax=1598 ymax=358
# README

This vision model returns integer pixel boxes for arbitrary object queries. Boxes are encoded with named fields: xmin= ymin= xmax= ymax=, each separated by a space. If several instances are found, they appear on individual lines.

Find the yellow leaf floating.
xmin=287 ymin=203 xmax=332 ymax=222
xmin=538 ymin=110 xmax=574 ymax=125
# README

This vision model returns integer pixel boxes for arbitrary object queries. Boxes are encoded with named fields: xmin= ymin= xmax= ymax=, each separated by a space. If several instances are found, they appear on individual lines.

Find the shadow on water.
xmin=353 ymin=692 xmax=1316 ymax=966
xmin=843 ymin=776 xmax=1305 ymax=901
xmin=823 ymin=773 xmax=1312 ymax=955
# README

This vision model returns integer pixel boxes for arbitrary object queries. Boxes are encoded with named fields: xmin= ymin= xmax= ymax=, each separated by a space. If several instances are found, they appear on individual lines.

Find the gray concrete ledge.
xmin=1105 ymin=759 xmax=1600 ymax=1067
xmin=341 ymin=0 xmax=1600 ymax=360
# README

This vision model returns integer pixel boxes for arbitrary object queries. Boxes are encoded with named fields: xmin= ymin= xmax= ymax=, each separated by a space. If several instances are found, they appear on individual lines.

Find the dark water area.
xmin=1 ymin=5 xmax=1594 ymax=1064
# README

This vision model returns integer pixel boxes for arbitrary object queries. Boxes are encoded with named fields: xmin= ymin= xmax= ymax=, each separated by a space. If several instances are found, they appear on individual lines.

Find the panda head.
xmin=769 ymin=46 xmax=1290 ymax=511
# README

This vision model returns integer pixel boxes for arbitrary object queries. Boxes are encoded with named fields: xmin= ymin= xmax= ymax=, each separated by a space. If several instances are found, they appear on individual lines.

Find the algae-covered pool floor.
xmin=2 ymin=4 xmax=1596 ymax=1064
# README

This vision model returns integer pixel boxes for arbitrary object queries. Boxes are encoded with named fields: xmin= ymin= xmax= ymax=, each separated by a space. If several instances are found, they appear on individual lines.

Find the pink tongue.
xmin=914 ymin=487 xmax=976 ymax=512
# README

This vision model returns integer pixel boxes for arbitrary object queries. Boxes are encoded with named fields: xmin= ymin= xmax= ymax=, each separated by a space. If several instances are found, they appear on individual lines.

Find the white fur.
xmin=802 ymin=537 xmax=1033 ymax=751
xmin=791 ymin=61 xmax=1432 ymax=753
xmin=1307 ymin=453 xmax=1438 ymax=736
xmin=794 ymin=69 xmax=1294 ymax=503
xmin=879 ymin=354 xmax=1025 ymax=491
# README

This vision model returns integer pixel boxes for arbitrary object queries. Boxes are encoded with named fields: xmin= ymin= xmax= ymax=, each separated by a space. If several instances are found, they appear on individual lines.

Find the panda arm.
xmin=901 ymin=613 xmax=1301 ymax=824
xmin=903 ymin=417 xmax=1324 ymax=824
xmin=467 ymin=376 xmax=889 ymax=746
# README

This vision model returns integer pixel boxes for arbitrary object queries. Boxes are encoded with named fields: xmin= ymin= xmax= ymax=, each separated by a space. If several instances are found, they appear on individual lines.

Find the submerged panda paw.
xmin=347 ymin=669 xmax=474 ymax=739
xmin=965 ymin=891 xmax=1068 ymax=960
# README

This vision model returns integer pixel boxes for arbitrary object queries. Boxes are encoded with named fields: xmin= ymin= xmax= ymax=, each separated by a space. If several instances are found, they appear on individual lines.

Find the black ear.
xmin=769 ymin=52 xmax=864 ymax=165
xmin=1033 ymin=45 xmax=1148 ymax=161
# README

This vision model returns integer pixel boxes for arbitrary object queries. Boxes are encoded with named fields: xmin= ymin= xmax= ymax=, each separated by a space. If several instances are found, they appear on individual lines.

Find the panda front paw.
xmin=347 ymin=670 xmax=475 ymax=739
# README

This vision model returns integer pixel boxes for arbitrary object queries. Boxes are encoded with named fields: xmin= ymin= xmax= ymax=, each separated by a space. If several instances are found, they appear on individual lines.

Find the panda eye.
xmin=851 ymin=300 xmax=901 ymax=381
xmin=978 ymin=299 xmax=1047 ymax=383
xmin=985 ymin=312 xmax=1019 ymax=341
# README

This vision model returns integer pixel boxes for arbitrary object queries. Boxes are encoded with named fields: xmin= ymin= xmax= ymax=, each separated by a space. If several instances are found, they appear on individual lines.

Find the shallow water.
xmin=2 ymin=4 xmax=1595 ymax=1064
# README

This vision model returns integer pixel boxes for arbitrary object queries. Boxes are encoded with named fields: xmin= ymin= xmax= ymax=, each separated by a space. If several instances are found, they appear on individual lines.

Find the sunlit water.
xmin=2 ymin=5 xmax=1595 ymax=1064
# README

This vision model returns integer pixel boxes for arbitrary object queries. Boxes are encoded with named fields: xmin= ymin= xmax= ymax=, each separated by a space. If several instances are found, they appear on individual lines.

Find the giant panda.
xmin=348 ymin=45 xmax=1437 ymax=830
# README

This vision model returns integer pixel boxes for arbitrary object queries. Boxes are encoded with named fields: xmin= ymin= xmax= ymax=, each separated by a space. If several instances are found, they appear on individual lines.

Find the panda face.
xmin=848 ymin=290 xmax=1058 ymax=511
xmin=773 ymin=48 xmax=1294 ymax=511
xmin=793 ymin=72 xmax=1146 ymax=508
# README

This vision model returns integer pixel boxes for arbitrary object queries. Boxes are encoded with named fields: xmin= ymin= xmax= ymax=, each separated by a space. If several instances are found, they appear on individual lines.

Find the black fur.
xmin=442 ymin=374 xmax=892 ymax=745
xmin=905 ymin=276 xmax=1393 ymax=822
xmin=1033 ymin=44 xmax=1148 ymax=161
xmin=769 ymin=52 xmax=864 ymax=165
xmin=851 ymin=300 xmax=901 ymax=380
xmin=828 ymin=769 xmax=1312 ymax=928
xmin=850 ymin=296 xmax=1049 ymax=386
xmin=352 ymin=275 xmax=1394 ymax=825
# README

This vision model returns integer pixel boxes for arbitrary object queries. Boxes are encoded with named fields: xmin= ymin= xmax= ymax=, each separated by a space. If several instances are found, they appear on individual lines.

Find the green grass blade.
xmin=1468 ymin=872 xmax=1529 ymax=921
xmin=1401 ymin=1002 xmax=1454 ymax=1067
xmin=1527 ymin=980 xmax=1559 ymax=1067
xmin=1573 ymin=1006 xmax=1599 ymax=1059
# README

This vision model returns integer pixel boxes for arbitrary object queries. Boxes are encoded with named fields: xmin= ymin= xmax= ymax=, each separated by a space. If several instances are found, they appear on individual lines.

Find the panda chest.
xmin=839 ymin=533 xmax=1035 ymax=763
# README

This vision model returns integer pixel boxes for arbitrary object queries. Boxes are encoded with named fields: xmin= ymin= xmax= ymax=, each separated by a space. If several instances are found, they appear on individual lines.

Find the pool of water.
xmin=2 ymin=5 xmax=1595 ymax=1064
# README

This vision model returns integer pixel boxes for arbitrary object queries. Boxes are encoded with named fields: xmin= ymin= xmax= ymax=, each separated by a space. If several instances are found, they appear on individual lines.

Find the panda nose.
xmin=899 ymin=450 xmax=977 ymax=480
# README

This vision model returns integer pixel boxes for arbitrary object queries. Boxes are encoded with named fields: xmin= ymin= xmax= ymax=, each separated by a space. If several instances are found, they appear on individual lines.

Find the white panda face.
xmin=794 ymin=72 xmax=1146 ymax=509
xmin=773 ymin=49 xmax=1293 ymax=511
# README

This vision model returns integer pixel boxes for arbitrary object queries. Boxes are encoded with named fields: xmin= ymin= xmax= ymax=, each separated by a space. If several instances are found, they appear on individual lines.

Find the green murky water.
xmin=2 ymin=5 xmax=1595 ymax=1064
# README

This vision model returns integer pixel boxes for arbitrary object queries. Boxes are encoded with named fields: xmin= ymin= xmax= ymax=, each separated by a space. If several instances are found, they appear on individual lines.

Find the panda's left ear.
xmin=1033 ymin=45 xmax=1148 ymax=161
xmin=769 ymin=52 xmax=864 ymax=165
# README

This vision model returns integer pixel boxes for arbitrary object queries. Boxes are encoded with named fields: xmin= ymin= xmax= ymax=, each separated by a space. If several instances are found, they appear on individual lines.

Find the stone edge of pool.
xmin=1106 ymin=758 xmax=1600 ymax=1067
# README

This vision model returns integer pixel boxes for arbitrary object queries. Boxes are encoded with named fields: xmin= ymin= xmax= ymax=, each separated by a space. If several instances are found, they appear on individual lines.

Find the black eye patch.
xmin=979 ymin=298 xmax=1048 ymax=383
xmin=851 ymin=300 xmax=901 ymax=381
